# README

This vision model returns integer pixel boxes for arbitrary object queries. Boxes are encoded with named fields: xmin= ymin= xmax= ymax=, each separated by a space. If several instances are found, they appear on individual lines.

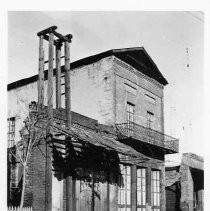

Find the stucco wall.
xmin=113 ymin=57 xmax=164 ymax=132
xmin=8 ymin=56 xmax=115 ymax=145
xmin=69 ymin=56 xmax=115 ymax=125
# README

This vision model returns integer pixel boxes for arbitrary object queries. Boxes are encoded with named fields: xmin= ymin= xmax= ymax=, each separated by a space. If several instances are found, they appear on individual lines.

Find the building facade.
xmin=7 ymin=47 xmax=179 ymax=211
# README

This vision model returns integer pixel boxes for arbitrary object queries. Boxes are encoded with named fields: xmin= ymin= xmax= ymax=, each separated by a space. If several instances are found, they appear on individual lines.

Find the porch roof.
xmin=53 ymin=123 xmax=149 ymax=161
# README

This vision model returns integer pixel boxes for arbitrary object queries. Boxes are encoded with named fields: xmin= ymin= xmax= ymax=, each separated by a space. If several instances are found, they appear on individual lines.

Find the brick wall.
xmin=23 ymin=152 xmax=33 ymax=207
xmin=32 ymin=143 xmax=48 ymax=211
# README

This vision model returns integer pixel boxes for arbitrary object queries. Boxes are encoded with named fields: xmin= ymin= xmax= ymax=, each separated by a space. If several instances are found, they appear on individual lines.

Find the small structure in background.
xmin=165 ymin=153 xmax=204 ymax=211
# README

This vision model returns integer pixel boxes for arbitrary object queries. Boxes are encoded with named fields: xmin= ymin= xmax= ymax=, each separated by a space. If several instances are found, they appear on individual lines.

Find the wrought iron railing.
xmin=115 ymin=123 xmax=179 ymax=152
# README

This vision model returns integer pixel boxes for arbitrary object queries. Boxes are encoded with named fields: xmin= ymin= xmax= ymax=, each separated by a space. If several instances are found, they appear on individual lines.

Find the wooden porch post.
xmin=38 ymin=35 xmax=44 ymax=109
xmin=146 ymin=167 xmax=152 ymax=208
xmin=65 ymin=38 xmax=75 ymax=211
xmin=160 ymin=167 xmax=166 ymax=211
xmin=131 ymin=165 xmax=137 ymax=211
xmin=46 ymin=31 xmax=54 ymax=211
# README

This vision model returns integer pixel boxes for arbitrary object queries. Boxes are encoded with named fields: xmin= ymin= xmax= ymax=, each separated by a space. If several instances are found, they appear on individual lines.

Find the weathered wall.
xmin=31 ymin=143 xmax=47 ymax=211
xmin=8 ymin=82 xmax=38 ymax=144
xmin=180 ymin=153 xmax=204 ymax=211
xmin=180 ymin=164 xmax=194 ymax=211
xmin=7 ymin=56 xmax=115 ymax=210
xmin=69 ymin=56 xmax=115 ymax=125
xmin=113 ymin=57 xmax=164 ymax=132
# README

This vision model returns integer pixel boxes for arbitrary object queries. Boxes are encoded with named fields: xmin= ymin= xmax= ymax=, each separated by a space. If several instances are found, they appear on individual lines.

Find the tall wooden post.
xmin=131 ymin=165 xmax=137 ymax=211
xmin=65 ymin=39 xmax=74 ymax=211
xmin=56 ymin=43 xmax=62 ymax=108
xmin=46 ymin=31 xmax=54 ymax=211
xmin=146 ymin=167 xmax=152 ymax=207
xmin=91 ymin=171 xmax=95 ymax=211
xmin=160 ymin=167 xmax=166 ymax=211
xmin=38 ymin=35 xmax=44 ymax=109
xmin=55 ymin=42 xmax=63 ymax=211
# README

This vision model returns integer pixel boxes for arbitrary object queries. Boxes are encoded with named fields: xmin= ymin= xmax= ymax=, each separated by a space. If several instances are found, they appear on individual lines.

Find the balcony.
xmin=115 ymin=123 xmax=179 ymax=153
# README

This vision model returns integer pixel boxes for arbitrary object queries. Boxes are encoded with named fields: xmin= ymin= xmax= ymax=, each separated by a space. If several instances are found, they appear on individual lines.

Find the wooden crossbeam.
xmin=53 ymin=31 xmax=72 ymax=42
xmin=37 ymin=26 xmax=57 ymax=36
xmin=43 ymin=34 xmax=60 ymax=47
xmin=42 ymin=33 xmax=72 ymax=47
xmin=56 ymin=34 xmax=73 ymax=43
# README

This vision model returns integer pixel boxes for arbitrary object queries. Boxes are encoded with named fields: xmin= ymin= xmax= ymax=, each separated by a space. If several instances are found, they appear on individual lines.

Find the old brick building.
xmin=7 ymin=47 xmax=179 ymax=211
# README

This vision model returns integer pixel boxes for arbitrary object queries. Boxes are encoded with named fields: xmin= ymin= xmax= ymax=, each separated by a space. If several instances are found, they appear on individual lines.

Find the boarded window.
xmin=137 ymin=168 xmax=146 ymax=211
xmin=151 ymin=170 xmax=161 ymax=211
xmin=118 ymin=165 xmax=131 ymax=210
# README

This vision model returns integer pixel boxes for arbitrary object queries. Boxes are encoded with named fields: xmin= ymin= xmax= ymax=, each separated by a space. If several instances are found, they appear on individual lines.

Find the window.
xmin=118 ymin=165 xmax=131 ymax=211
xmin=151 ymin=170 xmax=160 ymax=211
xmin=7 ymin=117 xmax=15 ymax=148
xmin=137 ymin=168 xmax=146 ymax=211
xmin=147 ymin=111 xmax=154 ymax=129
xmin=127 ymin=103 xmax=134 ymax=136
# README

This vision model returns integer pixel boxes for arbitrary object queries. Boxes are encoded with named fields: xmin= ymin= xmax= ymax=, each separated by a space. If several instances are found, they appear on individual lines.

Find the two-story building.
xmin=7 ymin=47 xmax=179 ymax=211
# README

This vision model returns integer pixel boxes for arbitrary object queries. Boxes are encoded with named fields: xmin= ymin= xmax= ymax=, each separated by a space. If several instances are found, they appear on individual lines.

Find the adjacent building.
xmin=165 ymin=153 xmax=204 ymax=211
xmin=7 ymin=47 xmax=179 ymax=211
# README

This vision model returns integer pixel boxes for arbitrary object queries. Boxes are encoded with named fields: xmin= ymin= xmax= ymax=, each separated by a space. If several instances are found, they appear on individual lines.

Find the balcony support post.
xmin=131 ymin=165 xmax=137 ymax=211
xmin=146 ymin=167 xmax=151 ymax=207
xmin=160 ymin=166 xmax=166 ymax=211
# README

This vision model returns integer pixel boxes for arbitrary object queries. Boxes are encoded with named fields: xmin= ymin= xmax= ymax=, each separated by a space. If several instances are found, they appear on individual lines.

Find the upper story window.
xmin=147 ymin=111 xmax=154 ymax=129
xmin=7 ymin=117 xmax=15 ymax=148
xmin=127 ymin=102 xmax=134 ymax=136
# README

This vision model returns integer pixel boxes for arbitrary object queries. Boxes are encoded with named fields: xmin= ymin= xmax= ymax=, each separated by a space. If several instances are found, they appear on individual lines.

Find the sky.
xmin=7 ymin=11 xmax=204 ymax=156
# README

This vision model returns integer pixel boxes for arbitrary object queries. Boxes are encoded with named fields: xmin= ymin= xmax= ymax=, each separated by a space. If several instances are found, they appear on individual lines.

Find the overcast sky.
xmin=8 ymin=11 xmax=204 ymax=156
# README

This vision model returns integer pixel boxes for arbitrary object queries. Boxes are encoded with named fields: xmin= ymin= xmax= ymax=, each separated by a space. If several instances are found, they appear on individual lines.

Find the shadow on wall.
xmin=52 ymin=140 xmax=123 ymax=186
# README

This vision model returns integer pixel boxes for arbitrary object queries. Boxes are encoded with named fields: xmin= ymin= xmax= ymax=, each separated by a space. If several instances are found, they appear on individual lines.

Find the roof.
xmin=36 ymin=106 xmax=147 ymax=159
xmin=8 ymin=47 xmax=168 ymax=91
xmin=53 ymin=124 xmax=146 ymax=159
xmin=165 ymin=153 xmax=204 ymax=171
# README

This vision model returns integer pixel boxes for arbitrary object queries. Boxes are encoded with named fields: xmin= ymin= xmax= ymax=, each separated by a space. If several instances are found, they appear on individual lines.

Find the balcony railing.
xmin=115 ymin=123 xmax=179 ymax=152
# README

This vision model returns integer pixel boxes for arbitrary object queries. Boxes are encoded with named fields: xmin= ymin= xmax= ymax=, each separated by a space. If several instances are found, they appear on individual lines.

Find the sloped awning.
xmin=53 ymin=124 xmax=147 ymax=159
